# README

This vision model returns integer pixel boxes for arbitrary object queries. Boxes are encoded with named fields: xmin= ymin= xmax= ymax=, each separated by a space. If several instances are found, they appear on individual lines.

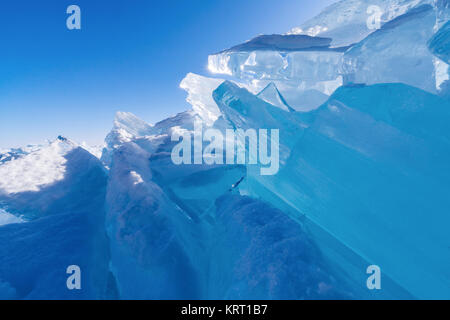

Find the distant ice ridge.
xmin=80 ymin=142 xmax=104 ymax=159
xmin=257 ymin=82 xmax=294 ymax=112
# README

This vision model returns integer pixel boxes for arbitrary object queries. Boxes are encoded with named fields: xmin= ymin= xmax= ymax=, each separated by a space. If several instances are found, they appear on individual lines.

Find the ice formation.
xmin=0 ymin=139 xmax=75 ymax=194
xmin=0 ymin=0 xmax=449 ymax=300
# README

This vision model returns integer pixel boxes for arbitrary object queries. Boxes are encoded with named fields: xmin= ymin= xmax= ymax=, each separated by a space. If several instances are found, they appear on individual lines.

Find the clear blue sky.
xmin=0 ymin=0 xmax=335 ymax=148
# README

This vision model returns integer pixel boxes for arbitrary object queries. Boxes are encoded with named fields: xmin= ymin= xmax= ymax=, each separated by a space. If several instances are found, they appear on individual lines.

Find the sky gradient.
xmin=0 ymin=0 xmax=335 ymax=148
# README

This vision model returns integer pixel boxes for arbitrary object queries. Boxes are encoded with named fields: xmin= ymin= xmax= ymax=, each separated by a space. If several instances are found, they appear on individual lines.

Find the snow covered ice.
xmin=1 ymin=0 xmax=449 ymax=300
xmin=0 ymin=138 xmax=113 ymax=299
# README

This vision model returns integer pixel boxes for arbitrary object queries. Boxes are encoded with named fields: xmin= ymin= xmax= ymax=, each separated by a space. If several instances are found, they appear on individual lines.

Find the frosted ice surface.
xmin=256 ymin=82 xmax=293 ymax=111
xmin=208 ymin=46 xmax=344 ymax=83
xmin=429 ymin=21 xmax=450 ymax=64
xmin=179 ymin=73 xmax=224 ymax=125
xmin=1 ymin=0 xmax=449 ymax=300
xmin=342 ymin=5 xmax=437 ymax=93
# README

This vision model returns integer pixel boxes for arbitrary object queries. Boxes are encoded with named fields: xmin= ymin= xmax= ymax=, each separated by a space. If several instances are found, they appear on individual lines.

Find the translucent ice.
xmin=288 ymin=0 xmax=434 ymax=47
xmin=429 ymin=21 xmax=450 ymax=64
xmin=341 ymin=5 xmax=438 ymax=93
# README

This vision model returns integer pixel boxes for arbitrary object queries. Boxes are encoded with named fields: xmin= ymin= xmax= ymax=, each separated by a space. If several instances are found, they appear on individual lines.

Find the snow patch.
xmin=179 ymin=73 xmax=224 ymax=125
xmin=256 ymin=82 xmax=292 ymax=111
xmin=129 ymin=171 xmax=144 ymax=185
